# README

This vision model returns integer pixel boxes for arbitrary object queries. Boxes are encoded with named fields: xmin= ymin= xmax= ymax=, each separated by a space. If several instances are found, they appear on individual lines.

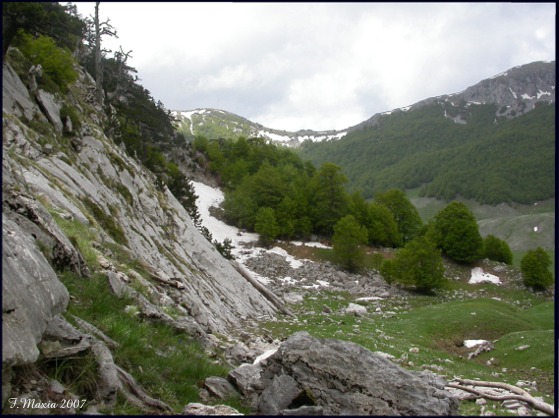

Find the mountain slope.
xmin=2 ymin=53 xmax=279 ymax=411
xmin=172 ymin=108 xmax=347 ymax=147
xmin=297 ymin=61 xmax=555 ymax=204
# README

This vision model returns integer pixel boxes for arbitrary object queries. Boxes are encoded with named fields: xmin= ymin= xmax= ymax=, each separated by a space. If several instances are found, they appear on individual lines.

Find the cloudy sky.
xmin=74 ymin=2 xmax=555 ymax=131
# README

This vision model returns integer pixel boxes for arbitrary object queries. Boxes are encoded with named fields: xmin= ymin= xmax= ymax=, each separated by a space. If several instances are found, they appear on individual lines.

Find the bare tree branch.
xmin=447 ymin=378 xmax=554 ymax=415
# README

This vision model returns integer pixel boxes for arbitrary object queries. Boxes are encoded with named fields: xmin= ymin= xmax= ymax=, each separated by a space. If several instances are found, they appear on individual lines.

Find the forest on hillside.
xmin=297 ymin=101 xmax=555 ymax=205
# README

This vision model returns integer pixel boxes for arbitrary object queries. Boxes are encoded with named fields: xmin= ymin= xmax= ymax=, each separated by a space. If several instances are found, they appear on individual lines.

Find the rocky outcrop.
xmin=2 ymin=57 xmax=279 ymax=408
xmin=228 ymin=332 xmax=459 ymax=415
xmin=2 ymin=59 xmax=278 ymax=339
xmin=2 ymin=218 xmax=69 ymax=404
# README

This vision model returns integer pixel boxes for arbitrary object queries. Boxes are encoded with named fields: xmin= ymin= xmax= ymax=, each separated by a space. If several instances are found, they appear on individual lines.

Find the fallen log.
xmin=231 ymin=260 xmax=295 ymax=317
xmin=447 ymin=378 xmax=554 ymax=415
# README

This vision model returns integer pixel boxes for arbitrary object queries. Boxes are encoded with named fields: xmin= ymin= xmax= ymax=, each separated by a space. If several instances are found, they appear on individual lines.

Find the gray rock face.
xmin=2 ymin=217 xmax=69 ymax=368
xmin=2 ymin=61 xmax=41 ymax=122
xmin=34 ymin=89 xmax=63 ymax=134
xmin=230 ymin=332 xmax=459 ymax=415
xmin=2 ymin=58 xmax=278 ymax=344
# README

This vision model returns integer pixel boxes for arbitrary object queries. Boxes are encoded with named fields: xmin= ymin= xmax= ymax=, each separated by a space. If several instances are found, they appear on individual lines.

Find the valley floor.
xmin=192 ymin=181 xmax=556 ymax=416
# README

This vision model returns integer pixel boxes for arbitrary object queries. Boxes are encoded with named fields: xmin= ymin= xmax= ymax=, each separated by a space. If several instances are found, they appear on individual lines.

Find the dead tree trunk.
xmin=447 ymin=378 xmax=554 ymax=415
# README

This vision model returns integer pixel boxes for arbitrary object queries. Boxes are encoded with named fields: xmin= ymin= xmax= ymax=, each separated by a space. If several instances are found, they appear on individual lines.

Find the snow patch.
xmin=253 ymin=348 xmax=278 ymax=364
xmin=356 ymin=296 xmax=384 ymax=302
xmin=469 ymin=267 xmax=501 ymax=285
xmin=464 ymin=339 xmax=489 ymax=348
xmin=268 ymin=247 xmax=304 ymax=268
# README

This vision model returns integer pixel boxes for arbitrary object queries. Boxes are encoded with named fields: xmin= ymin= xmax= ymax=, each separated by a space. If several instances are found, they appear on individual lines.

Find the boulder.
xmin=2 ymin=218 xmax=69 ymax=404
xmin=204 ymin=376 xmax=239 ymax=400
xmin=345 ymin=302 xmax=367 ymax=317
xmin=229 ymin=331 xmax=459 ymax=415
xmin=183 ymin=403 xmax=243 ymax=415
xmin=34 ymin=89 xmax=63 ymax=134
xmin=2 ymin=218 xmax=69 ymax=367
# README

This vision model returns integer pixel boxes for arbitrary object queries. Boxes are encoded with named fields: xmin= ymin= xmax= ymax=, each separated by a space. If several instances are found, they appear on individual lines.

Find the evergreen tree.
xmin=520 ymin=247 xmax=553 ymax=290
xmin=431 ymin=201 xmax=483 ymax=264
xmin=332 ymin=215 xmax=368 ymax=272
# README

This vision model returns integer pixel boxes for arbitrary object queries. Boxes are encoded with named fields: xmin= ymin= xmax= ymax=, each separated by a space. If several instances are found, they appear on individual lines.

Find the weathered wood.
xmin=231 ymin=260 xmax=295 ymax=317
xmin=447 ymin=378 xmax=554 ymax=415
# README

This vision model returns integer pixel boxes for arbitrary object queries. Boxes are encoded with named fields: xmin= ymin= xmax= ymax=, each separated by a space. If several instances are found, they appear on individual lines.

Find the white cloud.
xmin=74 ymin=2 xmax=555 ymax=131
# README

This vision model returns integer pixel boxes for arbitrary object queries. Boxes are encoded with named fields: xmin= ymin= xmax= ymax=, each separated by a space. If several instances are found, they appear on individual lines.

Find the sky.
xmin=73 ymin=2 xmax=555 ymax=131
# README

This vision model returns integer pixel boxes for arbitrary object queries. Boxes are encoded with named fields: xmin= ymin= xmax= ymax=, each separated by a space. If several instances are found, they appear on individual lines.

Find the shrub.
xmin=15 ymin=31 xmax=77 ymax=92
xmin=520 ymin=247 xmax=553 ymax=290
xmin=483 ymin=234 xmax=513 ymax=264
xmin=381 ymin=236 xmax=446 ymax=294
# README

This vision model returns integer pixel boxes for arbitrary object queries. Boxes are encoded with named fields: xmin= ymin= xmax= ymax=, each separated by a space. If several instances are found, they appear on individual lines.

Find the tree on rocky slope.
xmin=2 ymin=2 xmax=84 ymax=58
xmin=483 ymin=234 xmax=513 ymax=264
xmin=332 ymin=215 xmax=368 ymax=272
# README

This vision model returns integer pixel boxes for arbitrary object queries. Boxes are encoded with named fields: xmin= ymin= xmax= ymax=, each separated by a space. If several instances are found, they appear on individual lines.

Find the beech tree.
xmin=332 ymin=215 xmax=368 ymax=272
xmin=375 ymin=189 xmax=422 ymax=244
xmin=254 ymin=207 xmax=279 ymax=248
xmin=483 ymin=234 xmax=513 ymax=264
xmin=520 ymin=247 xmax=553 ymax=290
xmin=381 ymin=236 xmax=446 ymax=294
xmin=430 ymin=201 xmax=483 ymax=264
xmin=310 ymin=162 xmax=350 ymax=235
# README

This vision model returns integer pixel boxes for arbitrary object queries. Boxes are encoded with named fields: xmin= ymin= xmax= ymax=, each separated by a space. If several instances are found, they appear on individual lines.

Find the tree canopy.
xmin=429 ymin=202 xmax=483 ymax=264
xmin=520 ymin=248 xmax=553 ymax=290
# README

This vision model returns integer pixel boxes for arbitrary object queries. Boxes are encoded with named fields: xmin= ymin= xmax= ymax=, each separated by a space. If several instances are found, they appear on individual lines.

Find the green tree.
xmin=3 ymin=2 xmax=84 ymax=57
xmin=520 ymin=247 xmax=553 ymax=290
xmin=483 ymin=234 xmax=513 ymax=264
xmin=367 ymin=202 xmax=401 ymax=247
xmin=16 ymin=32 xmax=77 ymax=91
xmin=430 ymin=201 xmax=483 ymax=264
xmin=375 ymin=189 xmax=422 ymax=244
xmin=332 ymin=215 xmax=368 ymax=272
xmin=381 ymin=236 xmax=446 ymax=293
xmin=310 ymin=162 xmax=349 ymax=235
xmin=254 ymin=207 xmax=280 ymax=248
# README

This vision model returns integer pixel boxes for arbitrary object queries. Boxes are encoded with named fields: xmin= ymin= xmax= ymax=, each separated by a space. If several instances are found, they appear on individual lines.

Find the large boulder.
xmin=2 ymin=217 xmax=70 ymax=404
xmin=229 ymin=331 xmax=459 ymax=415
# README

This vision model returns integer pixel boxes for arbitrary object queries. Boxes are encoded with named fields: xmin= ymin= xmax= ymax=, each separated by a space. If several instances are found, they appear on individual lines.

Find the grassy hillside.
xmin=297 ymin=102 xmax=555 ymax=205
xmin=257 ymin=246 xmax=555 ymax=415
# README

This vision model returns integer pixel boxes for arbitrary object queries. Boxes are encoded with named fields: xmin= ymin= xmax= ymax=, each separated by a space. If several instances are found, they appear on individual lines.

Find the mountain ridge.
xmin=173 ymin=60 xmax=555 ymax=146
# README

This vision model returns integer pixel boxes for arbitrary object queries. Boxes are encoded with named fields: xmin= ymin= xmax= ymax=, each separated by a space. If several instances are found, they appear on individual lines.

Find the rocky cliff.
xmin=2 ymin=56 xmax=278 ymax=408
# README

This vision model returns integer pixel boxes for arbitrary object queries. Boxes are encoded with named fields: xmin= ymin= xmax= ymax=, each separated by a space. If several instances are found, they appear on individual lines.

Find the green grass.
xmin=59 ymin=271 xmax=235 ymax=413
xmin=257 ymin=288 xmax=555 ymax=408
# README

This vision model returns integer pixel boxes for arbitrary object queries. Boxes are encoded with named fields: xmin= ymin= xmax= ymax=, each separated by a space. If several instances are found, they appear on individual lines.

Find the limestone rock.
xmin=2 ymin=218 xmax=69 ymax=368
xmin=2 ymin=61 xmax=40 ymax=121
xmin=230 ymin=331 xmax=459 ymax=416
xmin=204 ymin=376 xmax=239 ymax=400
xmin=345 ymin=302 xmax=367 ymax=317
xmin=183 ymin=403 xmax=243 ymax=415
xmin=34 ymin=89 xmax=63 ymax=134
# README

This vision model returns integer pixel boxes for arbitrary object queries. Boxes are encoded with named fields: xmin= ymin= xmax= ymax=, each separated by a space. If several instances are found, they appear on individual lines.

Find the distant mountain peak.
xmin=173 ymin=60 xmax=555 ymax=146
